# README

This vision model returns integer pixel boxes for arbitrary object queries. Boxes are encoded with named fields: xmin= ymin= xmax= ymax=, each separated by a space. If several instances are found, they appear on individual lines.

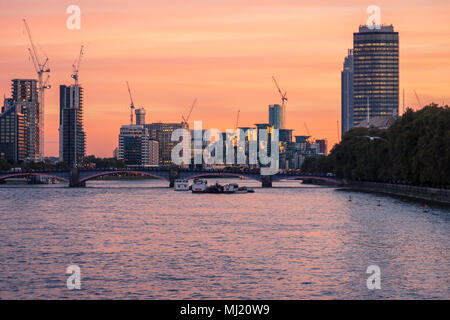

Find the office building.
xmin=11 ymin=79 xmax=40 ymax=161
xmin=315 ymin=139 xmax=328 ymax=156
xmin=269 ymin=104 xmax=282 ymax=129
xmin=145 ymin=122 xmax=188 ymax=165
xmin=341 ymin=49 xmax=354 ymax=135
xmin=0 ymin=102 xmax=28 ymax=162
xmin=59 ymin=85 xmax=86 ymax=166
xmin=118 ymin=125 xmax=159 ymax=166
xmin=353 ymin=25 xmax=399 ymax=126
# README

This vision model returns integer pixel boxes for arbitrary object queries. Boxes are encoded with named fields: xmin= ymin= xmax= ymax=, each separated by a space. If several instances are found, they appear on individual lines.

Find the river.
xmin=0 ymin=178 xmax=449 ymax=299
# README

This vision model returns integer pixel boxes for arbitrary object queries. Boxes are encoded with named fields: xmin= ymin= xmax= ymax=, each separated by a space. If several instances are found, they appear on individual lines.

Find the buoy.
xmin=377 ymin=199 xmax=381 ymax=206
xmin=348 ymin=195 xmax=352 ymax=202
xmin=424 ymin=205 xmax=429 ymax=213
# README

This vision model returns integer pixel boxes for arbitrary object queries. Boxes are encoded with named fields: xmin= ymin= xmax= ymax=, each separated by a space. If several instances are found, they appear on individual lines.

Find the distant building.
xmin=356 ymin=115 xmax=396 ymax=130
xmin=341 ymin=49 xmax=354 ymax=135
xmin=145 ymin=122 xmax=188 ymax=165
xmin=0 ymin=79 xmax=40 ymax=162
xmin=353 ymin=25 xmax=399 ymax=126
xmin=59 ymin=85 xmax=86 ymax=166
xmin=113 ymin=147 xmax=119 ymax=159
xmin=315 ymin=139 xmax=328 ymax=156
xmin=135 ymin=108 xmax=146 ymax=125
xmin=268 ymin=104 xmax=282 ymax=129
xmin=0 ymin=103 xmax=28 ymax=162
xmin=118 ymin=125 xmax=159 ymax=166
xmin=279 ymin=129 xmax=293 ymax=143
xmin=12 ymin=79 xmax=40 ymax=161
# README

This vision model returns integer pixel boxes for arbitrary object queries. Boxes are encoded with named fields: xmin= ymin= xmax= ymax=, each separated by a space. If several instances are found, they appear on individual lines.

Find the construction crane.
xmin=235 ymin=109 xmax=240 ymax=129
xmin=304 ymin=122 xmax=315 ymax=144
xmin=126 ymin=81 xmax=135 ymax=125
xmin=181 ymin=98 xmax=197 ymax=126
xmin=414 ymin=90 xmax=422 ymax=109
xmin=272 ymin=76 xmax=288 ymax=129
xmin=71 ymin=45 xmax=84 ymax=86
xmin=23 ymin=19 xmax=50 ymax=160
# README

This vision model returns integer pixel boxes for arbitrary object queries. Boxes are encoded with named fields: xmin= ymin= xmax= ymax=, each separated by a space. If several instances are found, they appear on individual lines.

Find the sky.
xmin=1 ymin=0 xmax=449 ymax=157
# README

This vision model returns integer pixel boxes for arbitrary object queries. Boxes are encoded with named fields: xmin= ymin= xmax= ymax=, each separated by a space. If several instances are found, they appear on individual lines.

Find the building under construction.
xmin=0 ymin=79 xmax=40 ymax=162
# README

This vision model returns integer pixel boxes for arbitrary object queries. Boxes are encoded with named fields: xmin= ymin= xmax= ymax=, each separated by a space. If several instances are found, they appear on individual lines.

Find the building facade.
xmin=315 ymin=139 xmax=328 ymax=156
xmin=12 ymin=79 xmax=40 ymax=161
xmin=118 ymin=125 xmax=159 ymax=166
xmin=268 ymin=104 xmax=282 ymax=129
xmin=0 ymin=103 xmax=28 ymax=162
xmin=341 ymin=49 xmax=354 ymax=135
xmin=0 ymin=79 xmax=40 ymax=162
xmin=145 ymin=122 xmax=188 ymax=165
xmin=59 ymin=85 xmax=86 ymax=166
xmin=353 ymin=25 xmax=399 ymax=126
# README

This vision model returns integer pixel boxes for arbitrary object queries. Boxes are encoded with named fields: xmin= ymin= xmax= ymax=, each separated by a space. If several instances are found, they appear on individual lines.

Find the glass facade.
xmin=341 ymin=49 xmax=354 ymax=135
xmin=59 ymin=85 xmax=86 ymax=166
xmin=353 ymin=25 xmax=399 ymax=126
xmin=268 ymin=104 xmax=282 ymax=129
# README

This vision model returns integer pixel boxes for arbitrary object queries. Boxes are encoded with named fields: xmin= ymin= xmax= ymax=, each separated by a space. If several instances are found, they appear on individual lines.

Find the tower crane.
xmin=414 ymin=90 xmax=422 ymax=109
xmin=71 ymin=45 xmax=84 ymax=86
xmin=304 ymin=122 xmax=314 ymax=143
xmin=126 ymin=81 xmax=135 ymax=125
xmin=23 ymin=19 xmax=50 ymax=160
xmin=235 ymin=109 xmax=240 ymax=129
xmin=272 ymin=76 xmax=288 ymax=129
xmin=181 ymin=98 xmax=197 ymax=126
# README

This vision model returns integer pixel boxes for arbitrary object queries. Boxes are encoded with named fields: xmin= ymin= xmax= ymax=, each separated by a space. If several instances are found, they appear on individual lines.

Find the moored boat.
xmin=191 ymin=178 xmax=208 ymax=193
xmin=174 ymin=179 xmax=189 ymax=191
xmin=223 ymin=183 xmax=238 ymax=193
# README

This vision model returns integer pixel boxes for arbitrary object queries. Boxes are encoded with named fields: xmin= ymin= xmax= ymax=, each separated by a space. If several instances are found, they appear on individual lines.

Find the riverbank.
xmin=343 ymin=181 xmax=450 ymax=205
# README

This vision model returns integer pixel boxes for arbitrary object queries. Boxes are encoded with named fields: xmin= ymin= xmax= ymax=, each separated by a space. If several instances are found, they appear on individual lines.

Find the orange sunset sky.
xmin=1 ymin=0 xmax=449 ymax=158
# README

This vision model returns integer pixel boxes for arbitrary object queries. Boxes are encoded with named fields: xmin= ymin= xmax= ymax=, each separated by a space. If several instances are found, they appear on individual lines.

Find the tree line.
xmin=301 ymin=104 xmax=450 ymax=188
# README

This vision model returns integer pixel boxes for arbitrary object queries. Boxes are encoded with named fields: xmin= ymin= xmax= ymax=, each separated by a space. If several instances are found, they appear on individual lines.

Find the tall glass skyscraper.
xmin=268 ymin=104 xmax=282 ymax=129
xmin=353 ymin=25 xmax=399 ymax=126
xmin=341 ymin=49 xmax=354 ymax=135
xmin=59 ymin=85 xmax=86 ymax=166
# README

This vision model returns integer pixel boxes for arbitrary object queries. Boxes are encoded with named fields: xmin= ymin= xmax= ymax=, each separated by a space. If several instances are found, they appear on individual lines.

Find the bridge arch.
xmin=181 ymin=172 xmax=262 ymax=182
xmin=78 ymin=170 xmax=170 ymax=183
xmin=271 ymin=175 xmax=343 ymax=184
xmin=0 ymin=172 xmax=69 ymax=182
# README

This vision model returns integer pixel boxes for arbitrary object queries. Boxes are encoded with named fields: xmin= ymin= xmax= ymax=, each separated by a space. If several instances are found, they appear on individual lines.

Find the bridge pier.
xmin=261 ymin=175 xmax=272 ymax=188
xmin=169 ymin=167 xmax=179 ymax=188
xmin=69 ymin=168 xmax=86 ymax=187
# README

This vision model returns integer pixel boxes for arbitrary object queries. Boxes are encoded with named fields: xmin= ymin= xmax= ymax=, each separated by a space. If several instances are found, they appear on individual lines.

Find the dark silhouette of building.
xmin=0 ymin=102 xmax=28 ymax=162
xmin=59 ymin=85 xmax=86 ymax=166
xmin=341 ymin=49 xmax=354 ymax=135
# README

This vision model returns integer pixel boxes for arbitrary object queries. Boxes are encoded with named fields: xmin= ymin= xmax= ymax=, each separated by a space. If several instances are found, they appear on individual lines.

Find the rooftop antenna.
xmin=23 ymin=18 xmax=50 ymax=160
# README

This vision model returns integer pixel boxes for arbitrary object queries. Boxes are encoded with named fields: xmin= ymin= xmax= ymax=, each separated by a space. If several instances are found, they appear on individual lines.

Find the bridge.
xmin=0 ymin=167 xmax=344 ymax=188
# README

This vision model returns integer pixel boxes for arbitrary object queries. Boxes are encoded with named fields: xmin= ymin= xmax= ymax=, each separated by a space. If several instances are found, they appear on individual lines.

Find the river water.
xmin=0 ymin=178 xmax=448 ymax=299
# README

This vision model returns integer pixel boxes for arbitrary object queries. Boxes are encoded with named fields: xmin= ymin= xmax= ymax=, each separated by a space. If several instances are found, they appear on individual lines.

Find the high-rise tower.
xmin=59 ymin=85 xmax=86 ymax=166
xmin=352 ymin=25 xmax=399 ymax=126
xmin=341 ymin=50 xmax=354 ymax=135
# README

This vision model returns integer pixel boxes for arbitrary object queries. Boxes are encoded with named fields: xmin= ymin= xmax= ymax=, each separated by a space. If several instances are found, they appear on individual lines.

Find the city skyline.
xmin=1 ymin=0 xmax=450 ymax=157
